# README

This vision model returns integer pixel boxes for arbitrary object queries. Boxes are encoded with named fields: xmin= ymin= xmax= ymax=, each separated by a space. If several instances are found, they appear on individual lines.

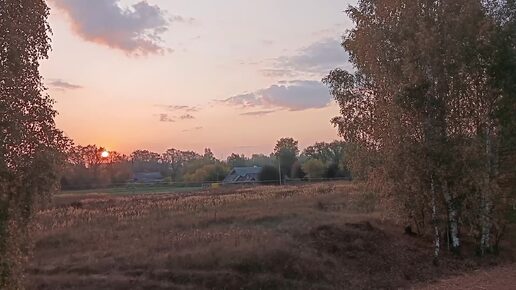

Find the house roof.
xmin=232 ymin=167 xmax=262 ymax=175
xmin=223 ymin=166 xmax=262 ymax=183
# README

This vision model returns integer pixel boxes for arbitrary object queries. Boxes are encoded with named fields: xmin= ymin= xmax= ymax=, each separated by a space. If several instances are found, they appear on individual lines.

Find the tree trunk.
xmin=480 ymin=126 xmax=493 ymax=256
xmin=442 ymin=181 xmax=460 ymax=254
xmin=431 ymin=176 xmax=440 ymax=265
xmin=0 ymin=215 xmax=6 ymax=287
xmin=0 ymin=200 xmax=11 ymax=288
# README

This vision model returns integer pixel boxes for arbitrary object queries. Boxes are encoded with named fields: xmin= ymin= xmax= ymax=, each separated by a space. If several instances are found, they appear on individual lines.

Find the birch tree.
xmin=325 ymin=0 xmax=515 ymax=260
xmin=0 ymin=0 xmax=67 ymax=287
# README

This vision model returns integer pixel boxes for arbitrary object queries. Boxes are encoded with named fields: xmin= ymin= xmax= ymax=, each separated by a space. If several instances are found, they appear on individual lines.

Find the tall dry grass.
xmin=27 ymin=182 xmax=511 ymax=289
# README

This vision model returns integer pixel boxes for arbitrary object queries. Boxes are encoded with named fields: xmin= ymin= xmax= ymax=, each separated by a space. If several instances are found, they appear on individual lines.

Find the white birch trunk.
xmin=442 ymin=181 xmax=460 ymax=252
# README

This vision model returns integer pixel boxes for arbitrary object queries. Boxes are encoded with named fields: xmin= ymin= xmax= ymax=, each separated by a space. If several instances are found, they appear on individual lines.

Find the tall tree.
xmin=249 ymin=154 xmax=275 ymax=167
xmin=0 ymin=0 xmax=67 ymax=287
xmin=227 ymin=153 xmax=249 ymax=168
xmin=203 ymin=148 xmax=215 ymax=161
xmin=273 ymin=138 xmax=299 ymax=178
xmin=130 ymin=150 xmax=162 ymax=173
xmin=161 ymin=148 xmax=201 ymax=180
xmin=302 ymin=141 xmax=350 ymax=177
xmin=325 ymin=0 xmax=515 ymax=260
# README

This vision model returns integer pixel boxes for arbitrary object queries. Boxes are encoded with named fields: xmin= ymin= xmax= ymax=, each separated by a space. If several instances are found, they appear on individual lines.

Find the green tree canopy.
xmin=258 ymin=165 xmax=280 ymax=184
xmin=302 ymin=141 xmax=350 ymax=178
xmin=273 ymin=138 xmax=299 ymax=178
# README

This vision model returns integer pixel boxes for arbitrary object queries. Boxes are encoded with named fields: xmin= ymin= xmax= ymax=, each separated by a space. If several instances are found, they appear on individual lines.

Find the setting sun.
xmin=101 ymin=150 xmax=110 ymax=158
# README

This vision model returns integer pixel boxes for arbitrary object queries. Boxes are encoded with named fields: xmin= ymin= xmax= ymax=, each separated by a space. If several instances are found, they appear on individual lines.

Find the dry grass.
xmin=419 ymin=264 xmax=516 ymax=290
xmin=27 ymin=182 xmax=513 ymax=289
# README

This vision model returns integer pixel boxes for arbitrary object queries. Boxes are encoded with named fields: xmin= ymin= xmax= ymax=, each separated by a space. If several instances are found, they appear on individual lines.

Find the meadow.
xmin=27 ymin=182 xmax=514 ymax=289
xmin=60 ymin=184 xmax=204 ymax=196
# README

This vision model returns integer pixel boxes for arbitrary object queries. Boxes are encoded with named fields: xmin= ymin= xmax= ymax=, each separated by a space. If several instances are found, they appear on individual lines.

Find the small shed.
xmin=223 ymin=166 xmax=262 ymax=184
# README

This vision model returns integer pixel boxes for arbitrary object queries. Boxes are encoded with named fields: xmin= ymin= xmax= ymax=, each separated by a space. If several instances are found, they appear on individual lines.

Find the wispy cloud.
xmin=48 ymin=79 xmax=82 ymax=90
xmin=50 ymin=0 xmax=192 ymax=55
xmin=240 ymin=110 xmax=277 ymax=117
xmin=159 ymin=114 xmax=175 ymax=123
xmin=179 ymin=114 xmax=195 ymax=120
xmin=220 ymin=80 xmax=332 ymax=111
xmin=183 ymin=126 xmax=203 ymax=132
xmin=157 ymin=105 xmax=199 ymax=113
xmin=170 ymin=15 xmax=195 ymax=24
xmin=264 ymin=38 xmax=350 ymax=77
xmin=155 ymin=106 xmax=197 ymax=122
xmin=260 ymin=69 xmax=295 ymax=78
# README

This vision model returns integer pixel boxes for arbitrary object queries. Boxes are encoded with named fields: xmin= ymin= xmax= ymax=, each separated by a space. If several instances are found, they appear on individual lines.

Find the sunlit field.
xmin=27 ymin=182 xmax=514 ymax=290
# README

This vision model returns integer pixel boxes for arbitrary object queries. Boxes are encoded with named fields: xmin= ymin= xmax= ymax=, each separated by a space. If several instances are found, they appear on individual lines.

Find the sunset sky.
xmin=41 ymin=0 xmax=355 ymax=158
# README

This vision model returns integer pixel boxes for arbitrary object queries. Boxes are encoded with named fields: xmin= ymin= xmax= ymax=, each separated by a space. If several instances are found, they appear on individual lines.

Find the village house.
xmin=222 ymin=166 xmax=262 ymax=184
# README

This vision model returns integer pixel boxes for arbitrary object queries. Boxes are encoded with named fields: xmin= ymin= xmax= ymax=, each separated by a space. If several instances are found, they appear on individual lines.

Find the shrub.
xmin=302 ymin=159 xmax=326 ymax=180
xmin=259 ymin=166 xmax=280 ymax=185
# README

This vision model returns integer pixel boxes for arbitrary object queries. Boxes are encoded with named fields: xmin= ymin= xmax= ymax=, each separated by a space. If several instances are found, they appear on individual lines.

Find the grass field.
xmin=28 ymin=182 xmax=514 ymax=289
xmin=60 ymin=185 xmax=204 ymax=196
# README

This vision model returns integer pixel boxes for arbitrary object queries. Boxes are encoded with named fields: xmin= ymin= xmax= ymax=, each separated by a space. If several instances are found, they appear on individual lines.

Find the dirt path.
xmin=419 ymin=264 xmax=516 ymax=290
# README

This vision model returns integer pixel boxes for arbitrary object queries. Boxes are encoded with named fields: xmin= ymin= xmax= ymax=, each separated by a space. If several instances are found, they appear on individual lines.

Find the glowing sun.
xmin=101 ymin=150 xmax=110 ymax=158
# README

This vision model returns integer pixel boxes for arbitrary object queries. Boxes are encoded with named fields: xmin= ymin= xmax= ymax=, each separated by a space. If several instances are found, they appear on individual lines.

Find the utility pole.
xmin=278 ymin=158 xmax=282 ymax=186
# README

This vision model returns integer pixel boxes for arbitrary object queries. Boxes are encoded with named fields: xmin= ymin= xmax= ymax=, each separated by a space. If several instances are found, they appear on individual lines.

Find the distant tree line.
xmin=60 ymin=139 xmax=355 ymax=189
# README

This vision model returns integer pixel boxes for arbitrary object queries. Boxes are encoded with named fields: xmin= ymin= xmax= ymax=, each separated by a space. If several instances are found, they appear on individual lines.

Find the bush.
xmin=302 ymin=159 xmax=326 ymax=180
xmin=183 ymin=164 xmax=229 ymax=183
xmin=291 ymin=161 xmax=306 ymax=179
xmin=259 ymin=166 xmax=280 ymax=185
